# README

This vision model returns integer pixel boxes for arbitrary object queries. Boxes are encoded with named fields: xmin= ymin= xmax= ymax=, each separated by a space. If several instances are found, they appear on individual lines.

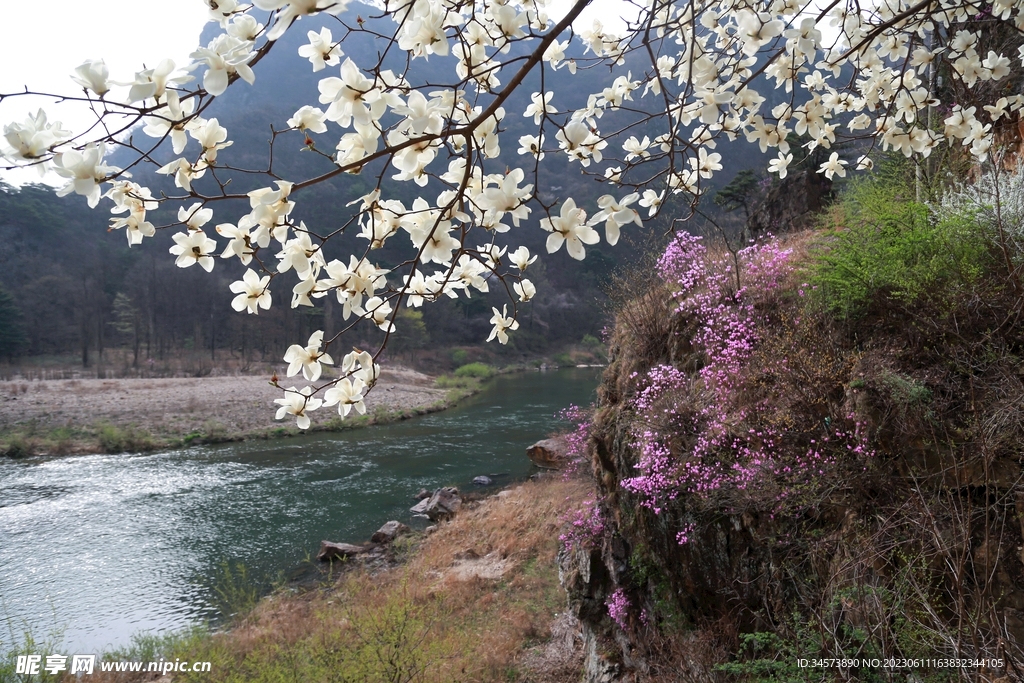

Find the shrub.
xmin=97 ymin=424 xmax=154 ymax=453
xmin=552 ymin=352 xmax=573 ymax=367
xmin=452 ymin=362 xmax=494 ymax=378
xmin=811 ymin=171 xmax=988 ymax=318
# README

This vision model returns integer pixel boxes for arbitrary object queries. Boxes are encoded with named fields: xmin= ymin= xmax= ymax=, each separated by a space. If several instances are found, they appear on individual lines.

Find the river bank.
xmin=82 ymin=474 xmax=591 ymax=683
xmin=0 ymin=367 xmax=460 ymax=456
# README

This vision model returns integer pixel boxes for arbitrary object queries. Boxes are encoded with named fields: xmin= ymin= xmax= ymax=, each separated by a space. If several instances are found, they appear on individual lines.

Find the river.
xmin=0 ymin=368 xmax=600 ymax=654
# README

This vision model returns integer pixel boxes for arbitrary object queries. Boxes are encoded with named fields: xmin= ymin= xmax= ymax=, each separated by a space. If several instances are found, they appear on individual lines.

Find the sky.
xmin=0 ymin=0 xmax=634 ymax=186
xmin=0 ymin=0 xmax=209 ymax=186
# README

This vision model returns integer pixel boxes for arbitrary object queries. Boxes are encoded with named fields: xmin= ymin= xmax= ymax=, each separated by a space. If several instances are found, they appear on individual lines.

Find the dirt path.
xmin=0 ymin=368 xmax=449 ymax=451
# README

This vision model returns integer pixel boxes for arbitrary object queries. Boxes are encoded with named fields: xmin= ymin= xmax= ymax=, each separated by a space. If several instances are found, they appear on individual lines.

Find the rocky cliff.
xmin=560 ymin=204 xmax=1024 ymax=681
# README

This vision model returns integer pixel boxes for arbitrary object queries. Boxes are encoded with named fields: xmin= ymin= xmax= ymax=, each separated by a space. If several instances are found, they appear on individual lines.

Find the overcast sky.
xmin=0 ymin=0 xmax=632 ymax=186
xmin=0 ymin=0 xmax=209 ymax=185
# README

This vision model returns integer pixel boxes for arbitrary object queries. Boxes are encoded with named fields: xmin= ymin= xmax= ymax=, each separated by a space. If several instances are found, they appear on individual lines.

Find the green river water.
xmin=0 ymin=368 xmax=600 ymax=654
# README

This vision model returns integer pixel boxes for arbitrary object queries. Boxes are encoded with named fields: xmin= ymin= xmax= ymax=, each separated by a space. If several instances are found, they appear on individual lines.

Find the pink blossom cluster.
xmin=624 ymin=236 xmax=797 ymax=507
xmin=559 ymin=404 xmax=593 ymax=477
xmin=624 ymin=234 xmax=875 ymax=515
xmin=606 ymin=588 xmax=631 ymax=629
xmin=676 ymin=522 xmax=696 ymax=545
xmin=558 ymin=498 xmax=606 ymax=552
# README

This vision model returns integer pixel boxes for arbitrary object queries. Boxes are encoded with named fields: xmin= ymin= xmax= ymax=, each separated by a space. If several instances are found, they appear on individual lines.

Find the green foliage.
xmin=879 ymin=371 xmax=932 ymax=408
xmin=552 ymin=352 xmax=573 ymax=367
xmin=811 ymin=171 xmax=987 ymax=318
xmin=450 ymin=349 xmax=469 ymax=366
xmin=452 ymin=362 xmax=494 ymax=379
xmin=103 ymin=627 xmax=209 ymax=666
xmin=714 ymin=169 xmax=761 ymax=218
xmin=96 ymin=424 xmax=154 ymax=453
xmin=391 ymin=308 xmax=430 ymax=356
xmin=1 ymin=436 xmax=31 ymax=459
xmin=715 ymin=631 xmax=811 ymax=683
xmin=212 ymin=561 xmax=260 ymax=623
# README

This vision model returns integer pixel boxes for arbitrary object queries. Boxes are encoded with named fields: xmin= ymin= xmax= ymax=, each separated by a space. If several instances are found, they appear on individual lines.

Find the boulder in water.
xmin=472 ymin=475 xmax=493 ymax=486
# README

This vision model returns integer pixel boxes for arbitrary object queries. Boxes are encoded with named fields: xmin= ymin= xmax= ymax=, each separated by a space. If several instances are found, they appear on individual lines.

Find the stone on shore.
xmin=317 ymin=541 xmax=370 ymax=562
xmin=371 ymin=520 xmax=411 ymax=544
xmin=527 ymin=436 xmax=568 ymax=469
xmin=424 ymin=487 xmax=462 ymax=521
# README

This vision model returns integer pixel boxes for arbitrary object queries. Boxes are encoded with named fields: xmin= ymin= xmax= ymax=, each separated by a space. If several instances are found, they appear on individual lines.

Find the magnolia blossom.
xmin=590 ymin=193 xmax=641 ymax=246
xmin=284 ymin=330 xmax=334 ymax=381
xmin=509 ymin=246 xmax=537 ymax=270
xmin=487 ymin=305 xmax=519 ymax=344
xmin=230 ymin=269 xmax=272 ymax=314
xmin=540 ymin=198 xmax=599 ymax=260
xmin=818 ymin=152 xmax=848 ymax=179
xmin=3 ymin=109 xmax=70 ymax=163
xmin=298 ymin=27 xmax=342 ymax=71
xmin=323 ymin=377 xmax=366 ymax=417
xmin=7 ymin=0 xmax=1023 ymax=429
xmin=169 ymin=230 xmax=217 ymax=271
xmin=274 ymin=386 xmax=322 ymax=430
xmin=52 ymin=143 xmax=119 ymax=208
xmin=514 ymin=279 xmax=536 ymax=302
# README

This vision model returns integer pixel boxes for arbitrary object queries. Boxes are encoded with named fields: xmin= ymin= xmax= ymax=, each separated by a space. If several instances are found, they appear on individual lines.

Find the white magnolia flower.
xmin=364 ymin=296 xmax=395 ymax=332
xmin=253 ymin=0 xmax=350 ymax=41
xmin=487 ymin=305 xmax=519 ymax=344
xmin=323 ymin=377 xmax=366 ymax=417
xmin=639 ymin=190 xmax=664 ymax=217
xmin=540 ymin=198 xmax=599 ymax=260
xmin=524 ymin=91 xmax=555 ymax=124
xmin=284 ymin=330 xmax=334 ymax=381
xmin=122 ymin=59 xmax=191 ymax=103
xmin=178 ymin=202 xmax=213 ymax=231
xmin=229 ymin=269 xmax=272 ymax=314
xmin=71 ymin=59 xmax=110 ymax=96
xmin=189 ymin=118 xmax=232 ymax=163
xmin=341 ymin=349 xmax=379 ymax=385
xmin=298 ymin=27 xmax=342 ymax=71
xmin=518 ymin=134 xmax=544 ymax=159
xmin=509 ymin=246 xmax=537 ymax=270
xmin=3 ymin=109 xmax=71 ymax=164
xmin=217 ymin=221 xmax=255 ymax=265
xmin=191 ymin=34 xmax=255 ymax=96
xmin=514 ymin=279 xmax=536 ymax=302
xmin=287 ymin=105 xmax=328 ymax=133
xmin=590 ymin=193 xmax=641 ymax=246
xmin=274 ymin=386 xmax=322 ymax=430
xmin=142 ymin=91 xmax=197 ymax=154
xmin=768 ymin=152 xmax=793 ymax=179
xmin=169 ymin=230 xmax=217 ymax=271
xmin=52 ymin=143 xmax=119 ymax=208
xmin=818 ymin=152 xmax=848 ymax=179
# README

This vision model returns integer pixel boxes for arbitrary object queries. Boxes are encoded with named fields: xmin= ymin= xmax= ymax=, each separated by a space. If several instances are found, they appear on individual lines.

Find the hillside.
xmin=562 ymin=160 xmax=1024 ymax=680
